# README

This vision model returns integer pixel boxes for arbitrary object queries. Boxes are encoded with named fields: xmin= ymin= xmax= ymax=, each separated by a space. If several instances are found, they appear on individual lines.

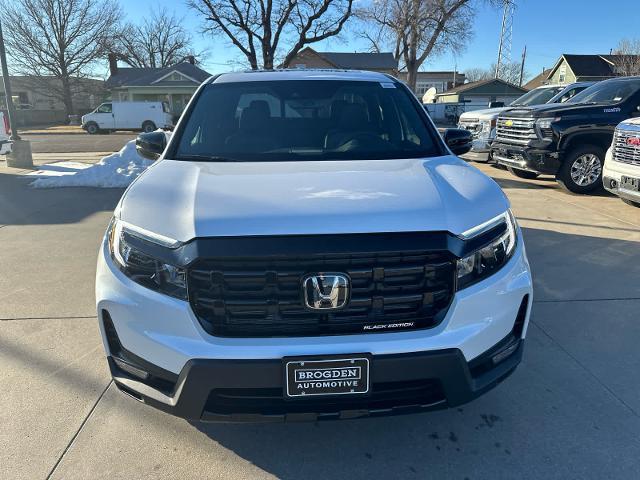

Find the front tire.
xmin=556 ymin=145 xmax=604 ymax=194
xmin=85 ymin=122 xmax=99 ymax=135
xmin=142 ymin=121 xmax=156 ymax=133
xmin=507 ymin=167 xmax=539 ymax=179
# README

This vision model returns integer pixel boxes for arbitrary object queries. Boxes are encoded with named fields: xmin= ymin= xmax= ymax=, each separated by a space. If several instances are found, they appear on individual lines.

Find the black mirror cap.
xmin=443 ymin=128 xmax=472 ymax=156
xmin=136 ymin=132 xmax=166 ymax=161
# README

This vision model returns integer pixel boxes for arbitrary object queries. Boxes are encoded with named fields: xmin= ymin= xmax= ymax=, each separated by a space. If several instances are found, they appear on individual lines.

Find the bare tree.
xmin=1 ymin=0 xmax=120 ymax=116
xmin=463 ymin=62 xmax=525 ymax=85
xmin=490 ymin=61 xmax=524 ymax=84
xmin=464 ymin=67 xmax=491 ymax=83
xmin=358 ymin=0 xmax=503 ymax=91
xmin=188 ymin=0 xmax=354 ymax=70
xmin=115 ymin=8 xmax=203 ymax=68
xmin=612 ymin=38 xmax=640 ymax=76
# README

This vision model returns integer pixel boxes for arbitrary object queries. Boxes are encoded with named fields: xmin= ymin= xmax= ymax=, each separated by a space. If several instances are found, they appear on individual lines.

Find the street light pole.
xmin=0 ymin=18 xmax=32 ymax=167
xmin=0 ymin=19 xmax=19 ymax=141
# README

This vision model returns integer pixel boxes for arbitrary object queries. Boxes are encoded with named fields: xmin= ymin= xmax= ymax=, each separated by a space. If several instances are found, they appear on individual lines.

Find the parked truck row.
xmin=456 ymin=76 xmax=640 ymax=207
xmin=457 ymin=82 xmax=594 ymax=162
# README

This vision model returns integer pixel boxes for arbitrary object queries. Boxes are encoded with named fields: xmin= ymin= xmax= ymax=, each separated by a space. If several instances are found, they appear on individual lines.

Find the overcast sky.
xmin=119 ymin=0 xmax=639 ymax=81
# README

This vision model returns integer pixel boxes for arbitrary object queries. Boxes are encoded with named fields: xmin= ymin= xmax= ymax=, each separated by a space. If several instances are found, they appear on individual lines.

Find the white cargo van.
xmin=81 ymin=101 xmax=174 ymax=134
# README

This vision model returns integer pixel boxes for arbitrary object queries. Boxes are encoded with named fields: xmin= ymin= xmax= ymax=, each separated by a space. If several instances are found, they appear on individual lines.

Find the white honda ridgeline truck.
xmin=96 ymin=70 xmax=533 ymax=422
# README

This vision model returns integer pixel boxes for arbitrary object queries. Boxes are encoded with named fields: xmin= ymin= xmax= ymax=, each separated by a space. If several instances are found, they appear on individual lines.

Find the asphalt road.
xmin=23 ymin=133 xmax=136 ymax=154
xmin=1 ymin=158 xmax=639 ymax=479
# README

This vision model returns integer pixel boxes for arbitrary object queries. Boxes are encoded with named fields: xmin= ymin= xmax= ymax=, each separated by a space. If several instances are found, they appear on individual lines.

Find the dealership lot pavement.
xmin=1 ymin=156 xmax=639 ymax=479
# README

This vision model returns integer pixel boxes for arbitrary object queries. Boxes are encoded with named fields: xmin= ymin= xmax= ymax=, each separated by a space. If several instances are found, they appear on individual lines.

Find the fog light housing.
xmin=113 ymin=357 xmax=150 ymax=380
xmin=491 ymin=338 xmax=521 ymax=365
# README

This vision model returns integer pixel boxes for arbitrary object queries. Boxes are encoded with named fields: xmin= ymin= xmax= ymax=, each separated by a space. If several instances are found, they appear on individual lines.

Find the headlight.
xmin=108 ymin=218 xmax=187 ymax=300
xmin=481 ymin=119 xmax=496 ymax=133
xmin=536 ymin=117 xmax=560 ymax=139
xmin=456 ymin=211 xmax=517 ymax=290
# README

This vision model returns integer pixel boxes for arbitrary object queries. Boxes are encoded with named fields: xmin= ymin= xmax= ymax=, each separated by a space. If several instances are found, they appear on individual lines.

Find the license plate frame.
xmin=284 ymin=355 xmax=370 ymax=399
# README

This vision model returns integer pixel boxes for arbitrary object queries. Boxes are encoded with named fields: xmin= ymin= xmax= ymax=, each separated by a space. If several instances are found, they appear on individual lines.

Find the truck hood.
xmin=118 ymin=156 xmax=509 ymax=242
xmin=502 ymin=102 xmax=624 ymax=119
xmin=619 ymin=116 xmax=640 ymax=127
xmin=460 ymin=107 xmax=510 ymax=120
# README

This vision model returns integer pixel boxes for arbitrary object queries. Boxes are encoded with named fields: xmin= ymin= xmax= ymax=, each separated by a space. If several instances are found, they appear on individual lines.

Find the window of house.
xmin=559 ymin=65 xmax=567 ymax=84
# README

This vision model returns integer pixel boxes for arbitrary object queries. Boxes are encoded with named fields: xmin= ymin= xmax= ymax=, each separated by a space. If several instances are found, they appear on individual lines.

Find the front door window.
xmin=97 ymin=103 xmax=112 ymax=113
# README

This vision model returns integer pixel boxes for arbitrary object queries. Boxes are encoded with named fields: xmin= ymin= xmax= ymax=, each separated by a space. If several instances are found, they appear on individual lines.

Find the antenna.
xmin=495 ymin=0 xmax=515 ymax=80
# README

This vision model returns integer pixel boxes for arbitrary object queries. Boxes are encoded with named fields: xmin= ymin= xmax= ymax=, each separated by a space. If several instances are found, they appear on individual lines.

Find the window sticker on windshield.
xmin=380 ymin=82 xmax=396 ymax=88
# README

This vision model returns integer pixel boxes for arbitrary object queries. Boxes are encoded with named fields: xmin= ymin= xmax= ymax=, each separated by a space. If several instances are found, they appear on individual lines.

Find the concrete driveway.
xmin=1 ymin=161 xmax=639 ymax=480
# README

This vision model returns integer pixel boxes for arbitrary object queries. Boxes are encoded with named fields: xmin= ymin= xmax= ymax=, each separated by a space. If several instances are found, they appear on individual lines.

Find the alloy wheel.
xmin=570 ymin=154 xmax=602 ymax=186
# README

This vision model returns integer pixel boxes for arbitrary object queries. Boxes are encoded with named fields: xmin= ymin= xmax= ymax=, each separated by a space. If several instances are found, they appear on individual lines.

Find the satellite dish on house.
xmin=422 ymin=87 xmax=438 ymax=104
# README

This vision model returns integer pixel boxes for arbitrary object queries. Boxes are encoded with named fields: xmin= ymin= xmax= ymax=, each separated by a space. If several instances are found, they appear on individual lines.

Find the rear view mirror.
xmin=443 ymin=128 xmax=472 ymax=156
xmin=136 ymin=132 xmax=167 ymax=160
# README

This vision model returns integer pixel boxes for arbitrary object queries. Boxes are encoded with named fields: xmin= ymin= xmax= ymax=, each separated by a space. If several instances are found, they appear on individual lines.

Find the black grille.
xmin=205 ymin=379 xmax=445 ymax=416
xmin=187 ymin=250 xmax=455 ymax=337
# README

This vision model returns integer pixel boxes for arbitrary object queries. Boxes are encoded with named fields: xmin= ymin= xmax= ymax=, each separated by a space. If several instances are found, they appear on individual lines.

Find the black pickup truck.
xmin=490 ymin=77 xmax=640 ymax=193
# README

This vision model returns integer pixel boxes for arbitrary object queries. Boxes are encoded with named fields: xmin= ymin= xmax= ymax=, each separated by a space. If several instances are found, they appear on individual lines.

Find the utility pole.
xmin=495 ymin=0 xmax=515 ymax=80
xmin=0 ymin=18 xmax=32 ymax=167
xmin=453 ymin=59 xmax=457 ymax=88
xmin=0 ymin=20 xmax=18 ymax=141
xmin=519 ymin=45 xmax=527 ymax=87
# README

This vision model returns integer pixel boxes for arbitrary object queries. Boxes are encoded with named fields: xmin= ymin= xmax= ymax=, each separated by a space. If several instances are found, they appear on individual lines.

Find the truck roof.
xmin=210 ymin=69 xmax=397 ymax=84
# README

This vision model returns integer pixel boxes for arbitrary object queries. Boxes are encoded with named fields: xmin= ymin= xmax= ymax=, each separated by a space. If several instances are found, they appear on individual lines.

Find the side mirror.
xmin=136 ymin=131 xmax=167 ymax=160
xmin=443 ymin=128 xmax=472 ymax=156
xmin=488 ymin=101 xmax=505 ymax=108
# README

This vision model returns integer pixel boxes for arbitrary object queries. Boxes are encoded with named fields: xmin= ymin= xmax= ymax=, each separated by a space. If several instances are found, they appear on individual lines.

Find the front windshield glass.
xmin=173 ymin=80 xmax=440 ymax=162
xmin=510 ymin=87 xmax=564 ymax=106
xmin=567 ymin=80 xmax=640 ymax=105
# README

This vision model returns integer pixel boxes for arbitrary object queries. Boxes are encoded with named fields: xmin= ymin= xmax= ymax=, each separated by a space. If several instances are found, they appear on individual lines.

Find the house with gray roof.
xmin=286 ymin=48 xmax=398 ymax=76
xmin=544 ymin=54 xmax=640 ymax=85
xmin=436 ymin=78 xmax=528 ymax=105
xmin=106 ymin=54 xmax=212 ymax=114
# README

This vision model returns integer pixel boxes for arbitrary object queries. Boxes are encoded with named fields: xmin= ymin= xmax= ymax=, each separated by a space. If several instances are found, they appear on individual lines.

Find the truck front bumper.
xmin=105 ymin=317 xmax=526 ymax=423
xmin=491 ymin=142 xmax=561 ymax=174
xmin=603 ymin=149 xmax=640 ymax=204
xmin=461 ymin=138 xmax=493 ymax=162
xmin=96 ymin=232 xmax=533 ymax=422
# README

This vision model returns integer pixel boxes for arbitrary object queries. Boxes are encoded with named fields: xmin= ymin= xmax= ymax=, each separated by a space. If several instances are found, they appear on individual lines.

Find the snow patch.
xmin=30 ymin=140 xmax=154 ymax=188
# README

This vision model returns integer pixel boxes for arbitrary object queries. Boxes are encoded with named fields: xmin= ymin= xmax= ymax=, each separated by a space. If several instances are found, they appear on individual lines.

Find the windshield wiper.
xmin=175 ymin=154 xmax=242 ymax=162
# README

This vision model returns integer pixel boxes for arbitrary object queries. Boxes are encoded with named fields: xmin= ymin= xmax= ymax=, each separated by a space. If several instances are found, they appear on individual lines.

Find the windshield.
xmin=173 ymin=80 xmax=441 ymax=162
xmin=510 ymin=87 xmax=564 ymax=106
xmin=567 ymin=80 xmax=640 ymax=105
